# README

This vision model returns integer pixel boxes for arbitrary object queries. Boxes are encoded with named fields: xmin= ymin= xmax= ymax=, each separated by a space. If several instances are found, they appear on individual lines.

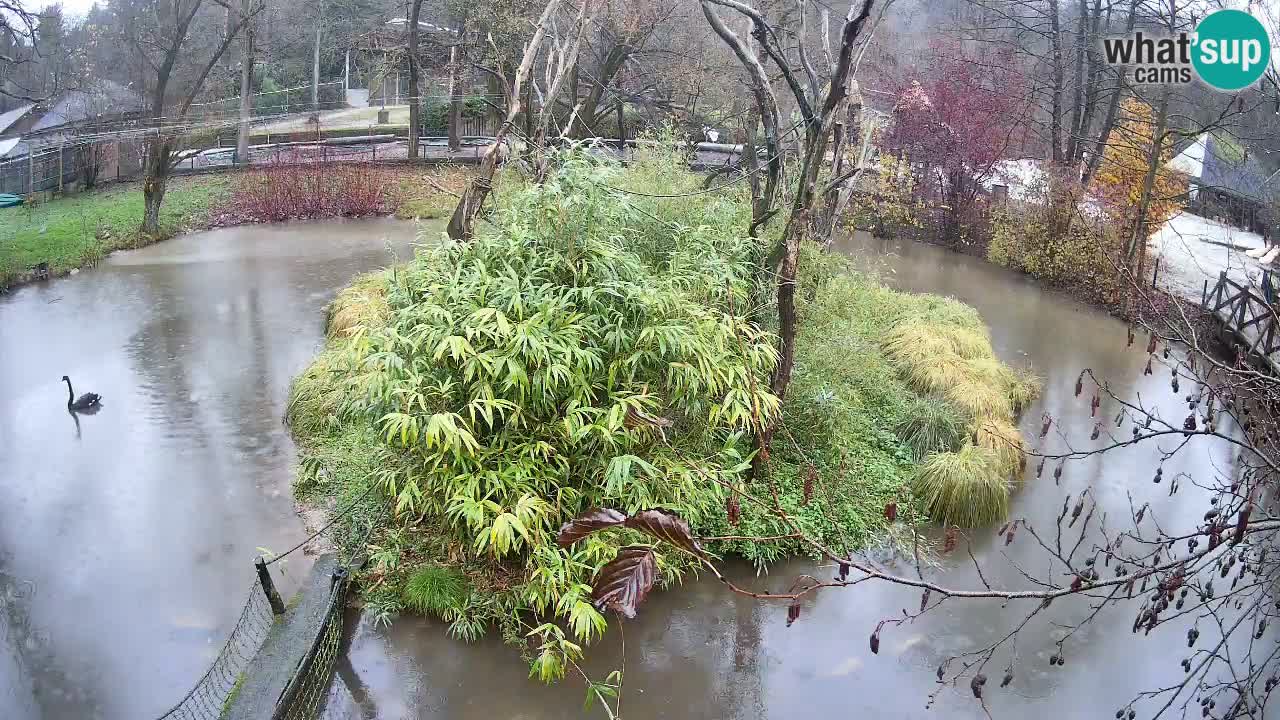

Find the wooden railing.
xmin=1204 ymin=271 xmax=1280 ymax=358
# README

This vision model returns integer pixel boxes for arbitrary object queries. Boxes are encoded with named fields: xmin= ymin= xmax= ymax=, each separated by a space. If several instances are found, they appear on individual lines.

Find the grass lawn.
xmin=394 ymin=166 xmax=468 ymax=220
xmin=0 ymin=175 xmax=232 ymax=289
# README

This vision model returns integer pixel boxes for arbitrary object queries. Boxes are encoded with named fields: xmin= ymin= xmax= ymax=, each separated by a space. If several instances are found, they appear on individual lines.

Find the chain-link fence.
xmin=153 ymin=578 xmax=276 ymax=720
xmin=187 ymin=82 xmax=348 ymax=125
xmin=0 ymin=139 xmax=149 ymax=195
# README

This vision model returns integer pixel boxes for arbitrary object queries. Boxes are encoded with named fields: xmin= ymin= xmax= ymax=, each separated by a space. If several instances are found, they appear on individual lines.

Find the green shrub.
xmin=404 ymin=566 xmax=471 ymax=617
xmin=288 ymin=143 xmax=1036 ymax=675
xmin=987 ymin=199 xmax=1127 ymax=307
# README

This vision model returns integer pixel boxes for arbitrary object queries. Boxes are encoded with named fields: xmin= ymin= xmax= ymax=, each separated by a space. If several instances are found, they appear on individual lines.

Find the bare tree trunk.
xmin=236 ymin=0 xmax=254 ymax=167
xmin=140 ymin=0 xmax=254 ymax=236
xmin=447 ymin=44 xmax=462 ymax=151
xmin=311 ymin=17 xmax=322 ymax=111
xmin=408 ymin=0 xmax=424 ymax=159
xmin=700 ymin=0 xmax=784 ymax=234
xmin=1048 ymin=0 xmax=1064 ymax=166
xmin=1081 ymin=0 xmax=1136 ymax=187
xmin=770 ymin=0 xmax=875 ymax=405
xmin=1126 ymin=88 xmax=1170 ymax=265
xmin=447 ymin=0 xmax=563 ymax=242
xmin=615 ymin=100 xmax=625 ymax=150
xmin=1064 ymin=0 xmax=1086 ymax=166
xmin=142 ymin=140 xmax=172 ymax=236
xmin=532 ymin=0 xmax=595 ymax=181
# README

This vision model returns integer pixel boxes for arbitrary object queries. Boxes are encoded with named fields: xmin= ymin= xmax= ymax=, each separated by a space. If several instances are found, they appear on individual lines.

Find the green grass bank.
xmin=0 ymin=176 xmax=232 ymax=288
xmin=0 ymin=165 xmax=468 ymax=292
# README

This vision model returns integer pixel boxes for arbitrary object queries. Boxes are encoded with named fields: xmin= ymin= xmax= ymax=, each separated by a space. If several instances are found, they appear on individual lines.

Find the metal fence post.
xmin=255 ymin=557 xmax=287 ymax=615
xmin=28 ymin=149 xmax=34 ymax=194
xmin=58 ymin=143 xmax=64 ymax=194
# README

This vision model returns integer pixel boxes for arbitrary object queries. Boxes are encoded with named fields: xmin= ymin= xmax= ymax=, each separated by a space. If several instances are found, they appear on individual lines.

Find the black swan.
xmin=62 ymin=376 xmax=102 ymax=411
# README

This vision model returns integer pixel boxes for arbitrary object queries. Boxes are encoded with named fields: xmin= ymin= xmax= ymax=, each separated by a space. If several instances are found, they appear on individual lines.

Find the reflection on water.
xmin=323 ymin=233 xmax=1239 ymax=719
xmin=0 ymin=217 xmax=433 ymax=719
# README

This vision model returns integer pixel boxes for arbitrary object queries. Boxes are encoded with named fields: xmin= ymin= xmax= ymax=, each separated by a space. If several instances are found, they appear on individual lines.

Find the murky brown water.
xmin=0 ymin=217 xmax=434 ymax=720
xmin=323 ymin=233 xmax=1243 ymax=719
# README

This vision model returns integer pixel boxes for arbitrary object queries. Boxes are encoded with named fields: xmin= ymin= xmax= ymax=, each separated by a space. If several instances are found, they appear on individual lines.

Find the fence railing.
xmin=421 ymin=114 xmax=497 ymax=137
xmin=152 ymin=558 xmax=355 ymax=720
xmin=153 ymin=578 xmax=276 ymax=720
xmin=1204 ymin=270 xmax=1280 ymax=368
xmin=272 ymin=568 xmax=351 ymax=720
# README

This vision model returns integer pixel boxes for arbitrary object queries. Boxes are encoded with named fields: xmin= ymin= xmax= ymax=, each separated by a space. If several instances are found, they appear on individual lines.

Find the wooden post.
xmin=1151 ymin=256 xmax=1159 ymax=288
xmin=255 ymin=557 xmax=287 ymax=615
xmin=616 ymin=101 xmax=625 ymax=152
xmin=1203 ymin=279 xmax=1209 ymax=307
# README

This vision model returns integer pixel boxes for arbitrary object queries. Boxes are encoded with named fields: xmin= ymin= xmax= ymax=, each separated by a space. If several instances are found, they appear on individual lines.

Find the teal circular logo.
xmin=1193 ymin=10 xmax=1271 ymax=90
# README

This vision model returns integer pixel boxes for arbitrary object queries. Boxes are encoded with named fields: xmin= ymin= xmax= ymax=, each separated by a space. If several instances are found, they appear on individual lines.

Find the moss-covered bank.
xmin=285 ymin=146 xmax=1038 ymax=677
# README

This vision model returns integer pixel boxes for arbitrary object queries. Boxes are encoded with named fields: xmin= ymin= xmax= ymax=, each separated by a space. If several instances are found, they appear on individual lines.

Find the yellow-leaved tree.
xmin=1092 ymin=97 xmax=1186 ymax=240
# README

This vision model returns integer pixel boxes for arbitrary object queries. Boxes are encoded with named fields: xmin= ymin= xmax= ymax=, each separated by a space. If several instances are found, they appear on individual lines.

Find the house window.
xmin=991 ymin=185 xmax=1009 ymax=202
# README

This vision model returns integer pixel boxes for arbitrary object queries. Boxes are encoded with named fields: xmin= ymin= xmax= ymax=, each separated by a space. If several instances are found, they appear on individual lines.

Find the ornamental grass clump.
xmin=326 ymin=272 xmax=390 ymax=340
xmin=913 ymin=444 xmax=1011 ymax=528
xmin=877 ymin=280 xmax=1041 ymax=527
xmin=894 ymin=396 xmax=971 ymax=460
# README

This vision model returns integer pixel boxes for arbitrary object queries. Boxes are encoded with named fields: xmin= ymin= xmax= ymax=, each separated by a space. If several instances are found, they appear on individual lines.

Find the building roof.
xmin=0 ymin=104 xmax=35 ymax=135
xmin=1171 ymin=132 xmax=1276 ymax=203
xmin=29 ymin=80 xmax=143 ymax=134
xmin=0 ymin=137 xmax=22 ymax=158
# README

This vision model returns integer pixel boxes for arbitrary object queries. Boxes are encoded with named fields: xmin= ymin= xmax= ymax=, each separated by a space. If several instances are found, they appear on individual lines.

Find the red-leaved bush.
xmin=225 ymin=161 xmax=401 ymax=223
xmin=883 ymin=43 xmax=1026 ymax=245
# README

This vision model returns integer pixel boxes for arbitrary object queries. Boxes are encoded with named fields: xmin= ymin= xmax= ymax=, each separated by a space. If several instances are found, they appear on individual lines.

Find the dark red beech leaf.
xmin=625 ymin=508 xmax=703 ymax=555
xmin=557 ymin=508 xmax=627 ymax=546
xmin=786 ymin=600 xmax=801 ymax=627
xmin=870 ymin=627 xmax=881 ymax=654
xmin=884 ymin=501 xmax=898 ymax=522
xmin=591 ymin=546 xmax=657 ymax=619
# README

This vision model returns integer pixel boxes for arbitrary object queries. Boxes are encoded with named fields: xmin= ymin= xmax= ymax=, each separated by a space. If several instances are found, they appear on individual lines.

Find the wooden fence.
xmin=1203 ymin=271 xmax=1280 ymax=369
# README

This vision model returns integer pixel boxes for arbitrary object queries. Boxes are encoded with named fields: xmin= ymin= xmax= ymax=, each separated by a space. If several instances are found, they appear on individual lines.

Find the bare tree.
xmin=407 ymin=0 xmax=425 ymax=159
xmin=0 ymin=1 xmax=57 ymax=104
xmin=135 ymin=0 xmax=261 ymax=236
xmin=236 ymin=0 xmax=256 ymax=166
xmin=446 ymin=0 xmax=599 ymax=242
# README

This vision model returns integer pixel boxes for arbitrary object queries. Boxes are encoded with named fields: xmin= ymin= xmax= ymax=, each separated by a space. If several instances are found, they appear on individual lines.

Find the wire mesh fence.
xmin=0 ymin=139 xmax=149 ymax=195
xmin=153 ymin=578 xmax=276 ymax=720
xmin=187 ymin=82 xmax=349 ymax=125
xmin=272 ymin=569 xmax=350 ymax=720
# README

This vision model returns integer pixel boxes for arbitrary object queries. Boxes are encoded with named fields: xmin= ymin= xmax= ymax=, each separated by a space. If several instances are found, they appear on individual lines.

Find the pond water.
xmin=0 ymin=222 xmax=1242 ymax=720
xmin=0 ymin=217 xmax=433 ymax=720
xmin=322 ymin=232 xmax=1242 ymax=719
